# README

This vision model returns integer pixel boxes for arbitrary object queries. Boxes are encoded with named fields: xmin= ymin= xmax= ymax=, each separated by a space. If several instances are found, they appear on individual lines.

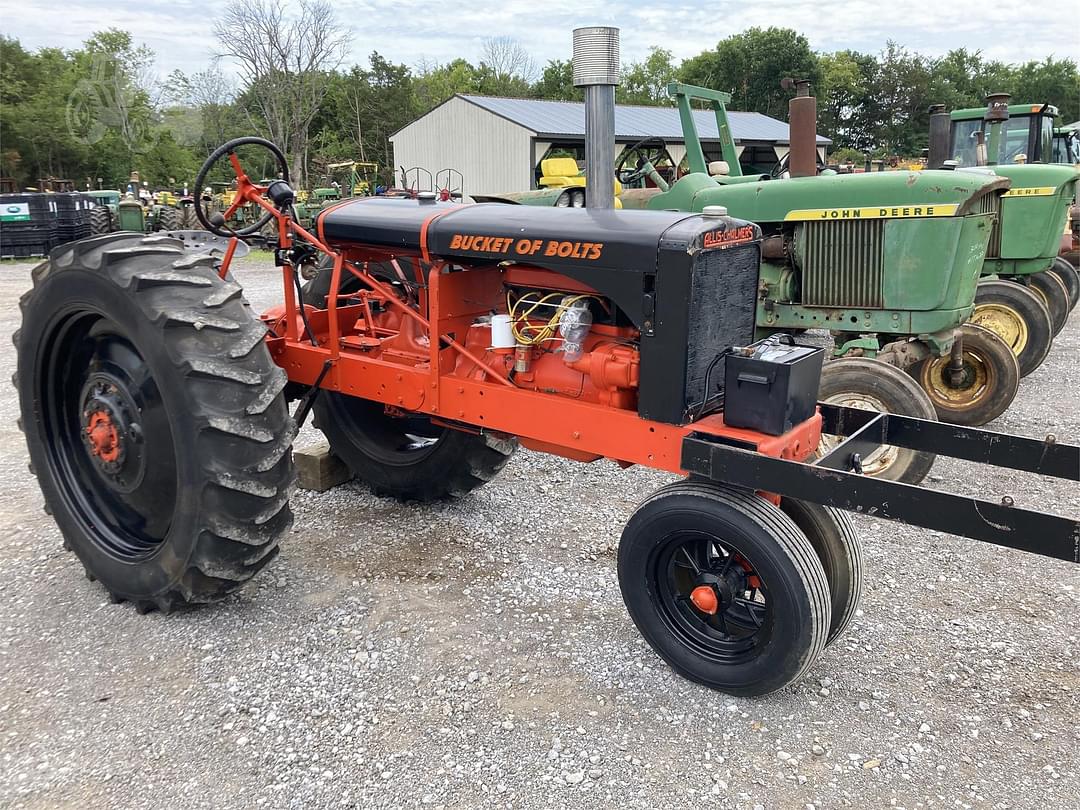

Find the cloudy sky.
xmin=1 ymin=0 xmax=1076 ymax=79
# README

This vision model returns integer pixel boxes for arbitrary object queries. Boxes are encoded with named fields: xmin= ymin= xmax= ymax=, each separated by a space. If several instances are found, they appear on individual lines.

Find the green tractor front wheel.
xmin=1027 ymin=270 xmax=1071 ymax=335
xmin=971 ymin=280 xmax=1052 ymax=377
xmin=816 ymin=357 xmax=938 ymax=484
xmin=1047 ymin=258 xmax=1079 ymax=314
xmin=909 ymin=324 xmax=1019 ymax=426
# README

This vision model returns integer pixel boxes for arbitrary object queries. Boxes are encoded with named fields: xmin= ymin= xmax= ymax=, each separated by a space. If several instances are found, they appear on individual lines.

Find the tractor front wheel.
xmin=779 ymin=498 xmax=862 ymax=647
xmin=816 ymin=357 xmax=938 ymax=484
xmin=618 ymin=481 xmax=831 ymax=696
xmin=971 ymin=280 xmax=1052 ymax=377
xmin=909 ymin=324 xmax=1019 ymax=426
xmin=1047 ymin=258 xmax=1079 ymax=314
xmin=1027 ymin=270 xmax=1070 ymax=335
xmin=313 ymin=394 xmax=515 ymax=501
xmin=15 ymin=233 xmax=296 ymax=611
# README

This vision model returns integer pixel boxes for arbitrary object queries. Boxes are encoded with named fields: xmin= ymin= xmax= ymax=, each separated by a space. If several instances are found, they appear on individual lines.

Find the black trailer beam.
xmin=683 ymin=405 xmax=1080 ymax=564
xmin=818 ymin=404 xmax=1078 ymax=479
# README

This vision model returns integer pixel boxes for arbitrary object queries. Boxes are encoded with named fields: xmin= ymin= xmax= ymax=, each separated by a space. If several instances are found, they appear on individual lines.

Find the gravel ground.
xmin=1 ymin=254 xmax=1077 ymax=810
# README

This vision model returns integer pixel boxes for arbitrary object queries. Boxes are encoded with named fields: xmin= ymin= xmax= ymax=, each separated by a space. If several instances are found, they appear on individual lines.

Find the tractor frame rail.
xmin=682 ymin=403 xmax=1080 ymax=563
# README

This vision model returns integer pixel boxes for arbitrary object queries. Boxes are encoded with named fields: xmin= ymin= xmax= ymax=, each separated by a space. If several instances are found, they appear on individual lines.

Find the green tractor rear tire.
xmin=1047 ymin=258 xmax=1079 ymax=314
xmin=1027 ymin=270 xmax=1070 ymax=335
xmin=908 ymin=324 xmax=1019 ymax=426
xmin=971 ymin=280 xmax=1052 ymax=377
xmin=815 ymin=357 xmax=938 ymax=484
xmin=15 ymin=233 xmax=295 ymax=611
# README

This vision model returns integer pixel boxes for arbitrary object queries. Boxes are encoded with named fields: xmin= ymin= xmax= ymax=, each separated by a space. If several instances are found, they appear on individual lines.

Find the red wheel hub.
xmin=689 ymin=584 xmax=719 ymax=615
xmin=85 ymin=410 xmax=121 ymax=463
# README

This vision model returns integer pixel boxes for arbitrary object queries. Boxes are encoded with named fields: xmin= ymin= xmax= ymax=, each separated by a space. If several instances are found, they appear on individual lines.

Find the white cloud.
xmin=1 ymin=0 xmax=1076 ymax=81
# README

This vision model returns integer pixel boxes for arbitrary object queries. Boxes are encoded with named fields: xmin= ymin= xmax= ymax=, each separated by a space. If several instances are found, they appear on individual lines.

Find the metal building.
xmin=389 ymin=94 xmax=831 ymax=196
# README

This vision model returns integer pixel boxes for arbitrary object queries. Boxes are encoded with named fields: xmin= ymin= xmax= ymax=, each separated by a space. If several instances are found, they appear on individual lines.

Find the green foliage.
xmin=620 ymin=48 xmax=677 ymax=106
xmin=681 ymin=28 xmax=821 ymax=118
xmin=2 ymin=26 xmax=1077 ymax=191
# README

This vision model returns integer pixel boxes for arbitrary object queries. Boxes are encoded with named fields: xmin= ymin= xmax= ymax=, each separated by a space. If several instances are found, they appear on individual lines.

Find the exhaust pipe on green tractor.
xmin=783 ymin=78 xmax=817 ymax=179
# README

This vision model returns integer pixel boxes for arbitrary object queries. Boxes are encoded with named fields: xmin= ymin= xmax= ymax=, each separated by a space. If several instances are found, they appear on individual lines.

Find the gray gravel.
xmin=1 ymin=255 xmax=1077 ymax=809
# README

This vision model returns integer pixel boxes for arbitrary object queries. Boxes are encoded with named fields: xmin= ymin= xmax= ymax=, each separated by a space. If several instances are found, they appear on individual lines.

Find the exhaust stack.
xmin=573 ymin=26 xmax=620 ymax=209
xmin=927 ymin=103 xmax=950 ymax=169
xmin=983 ymin=92 xmax=1011 ymax=166
xmin=784 ymin=78 xmax=817 ymax=178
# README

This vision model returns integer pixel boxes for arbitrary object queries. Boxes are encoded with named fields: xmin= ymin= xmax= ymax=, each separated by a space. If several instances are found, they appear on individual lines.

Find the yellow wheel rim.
xmin=919 ymin=349 xmax=993 ymax=411
xmin=818 ymin=392 xmax=900 ymax=475
xmin=970 ymin=302 xmax=1028 ymax=357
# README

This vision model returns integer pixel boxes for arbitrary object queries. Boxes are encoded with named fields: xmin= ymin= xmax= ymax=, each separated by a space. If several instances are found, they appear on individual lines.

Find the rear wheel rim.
xmin=40 ymin=310 xmax=179 ymax=561
xmin=970 ymin=302 xmax=1028 ymax=356
xmin=651 ymin=531 xmax=771 ymax=663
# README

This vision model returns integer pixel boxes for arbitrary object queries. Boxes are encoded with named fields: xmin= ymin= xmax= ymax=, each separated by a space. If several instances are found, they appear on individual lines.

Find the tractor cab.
xmin=1052 ymin=125 xmax=1080 ymax=165
xmin=948 ymin=100 xmax=1060 ymax=166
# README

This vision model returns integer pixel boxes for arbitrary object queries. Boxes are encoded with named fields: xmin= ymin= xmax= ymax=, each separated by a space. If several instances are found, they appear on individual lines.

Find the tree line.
xmin=2 ymin=9 xmax=1077 ymax=192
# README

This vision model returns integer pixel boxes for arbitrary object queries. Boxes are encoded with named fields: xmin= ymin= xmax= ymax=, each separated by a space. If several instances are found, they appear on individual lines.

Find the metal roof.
xmin=457 ymin=94 xmax=830 ymax=145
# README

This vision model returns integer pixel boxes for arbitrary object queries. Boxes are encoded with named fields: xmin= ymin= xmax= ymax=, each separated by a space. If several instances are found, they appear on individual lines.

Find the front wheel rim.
xmin=919 ymin=350 xmax=994 ymax=410
xmin=651 ymin=531 xmax=771 ymax=663
xmin=970 ymin=302 xmax=1028 ymax=356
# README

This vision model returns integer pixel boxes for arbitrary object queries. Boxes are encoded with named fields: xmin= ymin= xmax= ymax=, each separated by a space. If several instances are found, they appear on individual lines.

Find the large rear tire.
xmin=313 ymin=394 xmax=515 ymax=501
xmin=89 ymin=205 xmax=112 ymax=235
xmin=15 ymin=233 xmax=296 ymax=611
xmin=972 ymin=279 xmax=1052 ymax=377
xmin=816 ymin=357 xmax=937 ymax=484
xmin=909 ymin=324 xmax=1019 ymax=426
xmin=618 ymin=480 xmax=831 ymax=696
xmin=155 ymin=205 xmax=181 ymax=233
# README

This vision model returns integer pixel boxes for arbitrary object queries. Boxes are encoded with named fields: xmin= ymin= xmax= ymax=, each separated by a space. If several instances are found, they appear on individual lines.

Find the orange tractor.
xmin=16 ymin=137 xmax=1079 ymax=697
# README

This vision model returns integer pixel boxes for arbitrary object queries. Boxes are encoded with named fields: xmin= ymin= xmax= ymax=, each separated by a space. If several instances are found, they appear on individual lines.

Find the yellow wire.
xmin=507 ymin=291 xmax=593 ymax=346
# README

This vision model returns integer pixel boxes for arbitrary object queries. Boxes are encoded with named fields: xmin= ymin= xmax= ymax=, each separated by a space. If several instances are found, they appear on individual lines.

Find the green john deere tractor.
xmin=619 ymin=82 xmax=1015 ymax=484
xmin=931 ymin=96 xmax=1080 ymax=373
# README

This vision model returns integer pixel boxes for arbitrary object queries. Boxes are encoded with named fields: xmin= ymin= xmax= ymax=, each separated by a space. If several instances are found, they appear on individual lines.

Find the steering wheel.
xmin=616 ymin=137 xmax=669 ymax=185
xmin=194 ymin=137 xmax=290 ymax=237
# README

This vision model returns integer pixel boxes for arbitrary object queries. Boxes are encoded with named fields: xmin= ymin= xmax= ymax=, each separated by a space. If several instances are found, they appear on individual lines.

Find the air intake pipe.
xmin=573 ymin=26 xmax=620 ymax=209
xmin=784 ymin=78 xmax=817 ymax=178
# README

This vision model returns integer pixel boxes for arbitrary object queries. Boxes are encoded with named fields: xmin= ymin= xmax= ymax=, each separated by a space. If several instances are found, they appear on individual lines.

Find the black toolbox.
xmin=723 ymin=335 xmax=824 ymax=435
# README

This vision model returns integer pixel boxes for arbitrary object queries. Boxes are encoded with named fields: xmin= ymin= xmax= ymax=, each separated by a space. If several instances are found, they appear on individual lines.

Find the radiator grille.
xmin=685 ymin=242 xmax=760 ymax=410
xmin=972 ymin=192 xmax=1001 ymax=258
xmin=797 ymin=220 xmax=885 ymax=308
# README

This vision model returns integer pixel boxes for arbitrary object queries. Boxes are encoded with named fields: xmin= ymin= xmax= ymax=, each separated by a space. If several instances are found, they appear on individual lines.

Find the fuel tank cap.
xmin=702 ymin=205 xmax=729 ymax=217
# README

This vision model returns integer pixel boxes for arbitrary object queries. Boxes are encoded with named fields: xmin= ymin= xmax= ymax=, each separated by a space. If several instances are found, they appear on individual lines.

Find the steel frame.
xmin=682 ymin=404 xmax=1080 ymax=563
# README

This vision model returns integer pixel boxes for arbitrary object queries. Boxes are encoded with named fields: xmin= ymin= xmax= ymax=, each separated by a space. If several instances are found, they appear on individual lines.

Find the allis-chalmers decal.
xmin=703 ymin=225 xmax=756 ymax=248
xmin=783 ymin=204 xmax=960 ymax=221
xmin=448 ymin=233 xmax=604 ymax=260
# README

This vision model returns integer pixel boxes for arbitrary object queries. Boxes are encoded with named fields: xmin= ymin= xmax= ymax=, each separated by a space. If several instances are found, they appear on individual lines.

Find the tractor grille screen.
xmin=973 ymin=192 xmax=1002 ymax=258
xmin=685 ymin=242 xmax=760 ymax=409
xmin=798 ymin=220 xmax=885 ymax=309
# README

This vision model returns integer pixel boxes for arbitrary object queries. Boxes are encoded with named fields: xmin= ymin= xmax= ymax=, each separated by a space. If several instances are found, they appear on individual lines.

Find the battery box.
xmin=723 ymin=335 xmax=824 ymax=435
